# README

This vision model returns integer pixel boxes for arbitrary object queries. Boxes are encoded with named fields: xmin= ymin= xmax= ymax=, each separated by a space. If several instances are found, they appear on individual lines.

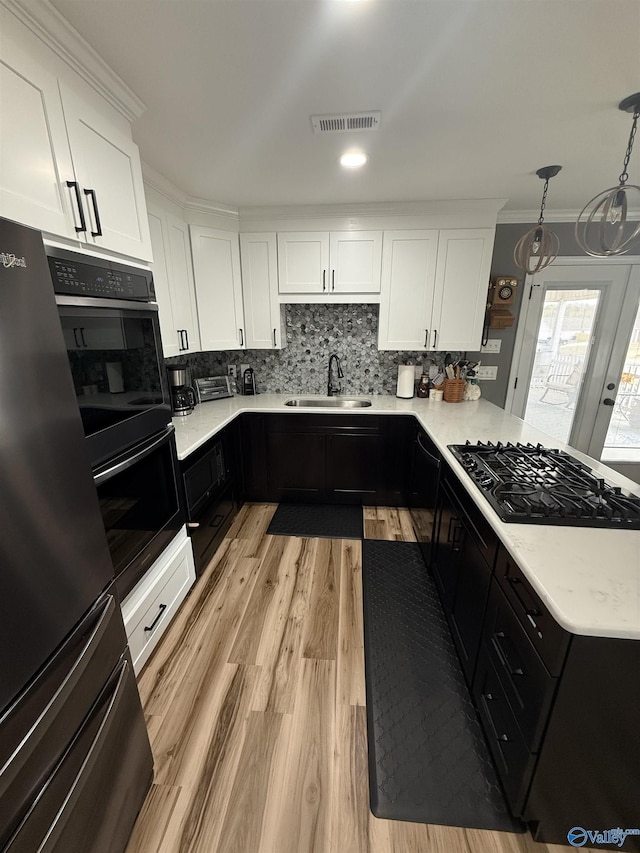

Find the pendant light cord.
xmin=619 ymin=108 xmax=639 ymax=185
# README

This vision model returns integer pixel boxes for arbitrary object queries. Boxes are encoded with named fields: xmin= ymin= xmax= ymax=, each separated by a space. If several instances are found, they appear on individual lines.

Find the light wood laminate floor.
xmin=126 ymin=504 xmax=588 ymax=853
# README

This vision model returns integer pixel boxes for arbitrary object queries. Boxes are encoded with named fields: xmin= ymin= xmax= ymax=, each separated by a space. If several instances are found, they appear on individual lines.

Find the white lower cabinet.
xmin=121 ymin=527 xmax=196 ymax=675
xmin=240 ymin=232 xmax=284 ymax=349
xmin=148 ymin=203 xmax=200 ymax=357
xmin=190 ymin=226 xmax=246 ymax=351
xmin=378 ymin=228 xmax=495 ymax=352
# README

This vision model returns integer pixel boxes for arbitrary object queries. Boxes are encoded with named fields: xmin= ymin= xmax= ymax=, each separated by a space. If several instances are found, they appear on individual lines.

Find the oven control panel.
xmin=47 ymin=251 xmax=154 ymax=301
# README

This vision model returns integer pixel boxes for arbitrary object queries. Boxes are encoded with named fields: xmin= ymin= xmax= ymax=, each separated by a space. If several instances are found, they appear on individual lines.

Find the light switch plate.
xmin=481 ymin=339 xmax=502 ymax=354
xmin=477 ymin=365 xmax=498 ymax=381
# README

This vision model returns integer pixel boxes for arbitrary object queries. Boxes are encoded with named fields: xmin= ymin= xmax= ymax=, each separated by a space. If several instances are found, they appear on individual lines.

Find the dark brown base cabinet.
xmin=179 ymin=422 xmax=239 ymax=575
xmin=241 ymin=414 xmax=413 ymax=506
xmin=431 ymin=464 xmax=498 ymax=684
xmin=472 ymin=547 xmax=640 ymax=850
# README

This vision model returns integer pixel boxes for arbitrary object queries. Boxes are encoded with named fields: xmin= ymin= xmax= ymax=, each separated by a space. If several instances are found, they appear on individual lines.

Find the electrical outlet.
xmin=481 ymin=339 xmax=502 ymax=354
xmin=227 ymin=364 xmax=237 ymax=378
xmin=477 ymin=365 xmax=498 ymax=381
xmin=240 ymin=363 xmax=250 ymax=376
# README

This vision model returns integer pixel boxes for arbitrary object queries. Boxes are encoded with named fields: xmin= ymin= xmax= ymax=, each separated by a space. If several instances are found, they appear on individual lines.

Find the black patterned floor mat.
xmin=267 ymin=503 xmax=363 ymax=539
xmin=362 ymin=539 xmax=524 ymax=832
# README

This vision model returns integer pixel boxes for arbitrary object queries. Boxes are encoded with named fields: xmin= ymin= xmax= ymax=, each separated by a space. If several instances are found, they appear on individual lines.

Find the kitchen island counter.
xmin=172 ymin=394 xmax=640 ymax=641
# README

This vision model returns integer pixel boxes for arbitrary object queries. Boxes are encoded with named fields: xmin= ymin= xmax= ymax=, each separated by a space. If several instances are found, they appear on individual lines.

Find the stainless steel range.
xmin=448 ymin=442 xmax=640 ymax=529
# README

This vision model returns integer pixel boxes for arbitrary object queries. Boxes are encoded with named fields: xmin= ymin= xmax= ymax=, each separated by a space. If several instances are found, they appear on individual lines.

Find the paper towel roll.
xmin=396 ymin=364 xmax=415 ymax=398
xmin=106 ymin=361 xmax=124 ymax=394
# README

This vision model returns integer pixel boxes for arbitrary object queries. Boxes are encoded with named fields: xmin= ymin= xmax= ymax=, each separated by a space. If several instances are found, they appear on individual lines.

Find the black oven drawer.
xmin=495 ymin=547 xmax=570 ymax=677
xmin=474 ymin=642 xmax=537 ymax=816
xmin=480 ymin=580 xmax=558 ymax=753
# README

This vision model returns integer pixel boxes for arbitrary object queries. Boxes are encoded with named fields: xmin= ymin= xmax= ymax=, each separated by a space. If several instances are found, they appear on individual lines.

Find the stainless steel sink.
xmin=284 ymin=397 xmax=372 ymax=408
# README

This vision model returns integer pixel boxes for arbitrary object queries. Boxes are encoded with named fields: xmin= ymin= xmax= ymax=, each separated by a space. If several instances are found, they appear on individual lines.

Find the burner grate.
xmin=448 ymin=442 xmax=640 ymax=529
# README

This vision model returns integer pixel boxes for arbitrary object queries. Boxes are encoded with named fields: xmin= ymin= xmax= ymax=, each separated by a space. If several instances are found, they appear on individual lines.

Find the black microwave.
xmin=47 ymin=247 xmax=171 ymax=468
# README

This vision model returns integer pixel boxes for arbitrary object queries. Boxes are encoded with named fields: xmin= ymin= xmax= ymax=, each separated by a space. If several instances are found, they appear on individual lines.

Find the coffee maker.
xmin=167 ymin=364 xmax=196 ymax=416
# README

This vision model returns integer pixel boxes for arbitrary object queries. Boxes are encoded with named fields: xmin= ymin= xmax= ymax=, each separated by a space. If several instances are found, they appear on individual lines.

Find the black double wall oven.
xmin=48 ymin=247 xmax=183 ymax=600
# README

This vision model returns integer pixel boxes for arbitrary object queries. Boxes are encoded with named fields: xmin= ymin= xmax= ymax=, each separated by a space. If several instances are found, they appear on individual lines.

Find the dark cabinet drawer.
xmin=480 ymin=580 xmax=558 ymax=752
xmin=474 ymin=643 xmax=537 ymax=815
xmin=495 ymin=547 xmax=570 ymax=677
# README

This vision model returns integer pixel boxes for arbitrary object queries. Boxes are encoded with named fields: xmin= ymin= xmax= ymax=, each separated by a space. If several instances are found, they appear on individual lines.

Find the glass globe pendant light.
xmin=514 ymin=165 xmax=562 ymax=274
xmin=576 ymin=93 xmax=640 ymax=257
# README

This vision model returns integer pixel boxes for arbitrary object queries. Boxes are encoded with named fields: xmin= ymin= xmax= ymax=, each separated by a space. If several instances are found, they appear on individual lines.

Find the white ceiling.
xmin=50 ymin=0 xmax=640 ymax=215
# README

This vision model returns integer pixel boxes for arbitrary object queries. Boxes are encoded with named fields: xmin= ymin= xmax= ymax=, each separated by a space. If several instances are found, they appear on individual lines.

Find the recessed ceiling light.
xmin=340 ymin=151 xmax=368 ymax=169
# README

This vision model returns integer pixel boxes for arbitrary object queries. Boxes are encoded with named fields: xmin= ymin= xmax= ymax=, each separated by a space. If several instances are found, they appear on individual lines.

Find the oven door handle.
xmin=93 ymin=426 xmax=174 ymax=486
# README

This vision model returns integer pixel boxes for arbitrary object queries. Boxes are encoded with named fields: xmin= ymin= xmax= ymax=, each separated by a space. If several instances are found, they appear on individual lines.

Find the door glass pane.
xmin=602 ymin=300 xmax=640 ymax=461
xmin=523 ymin=289 xmax=600 ymax=445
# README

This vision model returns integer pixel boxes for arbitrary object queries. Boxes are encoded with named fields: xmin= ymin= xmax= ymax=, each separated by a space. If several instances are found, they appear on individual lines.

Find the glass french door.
xmin=510 ymin=264 xmax=640 ymax=471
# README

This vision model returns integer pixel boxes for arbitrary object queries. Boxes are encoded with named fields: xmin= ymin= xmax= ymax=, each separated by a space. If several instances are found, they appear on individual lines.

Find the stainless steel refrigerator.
xmin=0 ymin=217 xmax=153 ymax=851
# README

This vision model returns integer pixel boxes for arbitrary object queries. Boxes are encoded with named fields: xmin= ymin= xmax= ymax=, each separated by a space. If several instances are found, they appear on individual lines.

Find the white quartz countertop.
xmin=172 ymin=394 xmax=640 ymax=642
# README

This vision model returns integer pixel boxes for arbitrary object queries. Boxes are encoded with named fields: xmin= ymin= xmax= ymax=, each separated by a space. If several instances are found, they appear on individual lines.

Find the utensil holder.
xmin=443 ymin=378 xmax=466 ymax=402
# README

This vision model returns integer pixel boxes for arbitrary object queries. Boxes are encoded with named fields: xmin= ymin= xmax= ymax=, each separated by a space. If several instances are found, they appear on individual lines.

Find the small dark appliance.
xmin=242 ymin=366 xmax=256 ymax=395
xmin=448 ymin=441 xmax=640 ymax=528
xmin=167 ymin=363 xmax=197 ymax=415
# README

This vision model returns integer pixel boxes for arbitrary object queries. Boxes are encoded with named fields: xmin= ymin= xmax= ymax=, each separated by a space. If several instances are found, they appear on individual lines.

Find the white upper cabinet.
xmin=378 ymin=231 xmax=439 ymax=350
xmin=431 ymin=229 xmax=494 ymax=351
xmin=277 ymin=231 xmax=382 ymax=297
xmin=0 ymin=6 xmax=151 ymax=262
xmin=240 ymin=233 xmax=284 ymax=349
xmin=190 ymin=226 xmax=245 ymax=351
xmin=330 ymin=231 xmax=382 ymax=294
xmin=277 ymin=232 xmax=329 ymax=294
xmin=0 ymin=17 xmax=76 ymax=237
xmin=147 ymin=204 xmax=200 ymax=358
xmin=60 ymin=87 xmax=152 ymax=261
xmin=378 ymin=228 xmax=495 ymax=352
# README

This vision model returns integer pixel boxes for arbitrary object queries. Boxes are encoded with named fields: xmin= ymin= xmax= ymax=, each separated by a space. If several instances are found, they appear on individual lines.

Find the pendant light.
xmin=514 ymin=165 xmax=562 ymax=274
xmin=575 ymin=93 xmax=640 ymax=257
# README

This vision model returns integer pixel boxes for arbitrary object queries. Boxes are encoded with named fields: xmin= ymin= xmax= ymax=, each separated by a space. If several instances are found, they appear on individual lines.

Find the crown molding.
xmin=497 ymin=207 xmax=640 ymax=224
xmin=184 ymin=196 xmax=240 ymax=221
xmin=2 ymin=0 xmax=146 ymax=122
xmin=238 ymin=198 xmax=508 ymax=221
xmin=142 ymin=162 xmax=188 ymax=208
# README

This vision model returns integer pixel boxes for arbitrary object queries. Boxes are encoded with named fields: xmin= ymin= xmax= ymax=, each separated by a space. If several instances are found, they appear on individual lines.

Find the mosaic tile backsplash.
xmin=166 ymin=304 xmax=461 ymax=395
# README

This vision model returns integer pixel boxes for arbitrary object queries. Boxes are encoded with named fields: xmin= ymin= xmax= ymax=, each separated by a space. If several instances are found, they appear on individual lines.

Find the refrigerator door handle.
xmin=36 ymin=660 xmax=130 ymax=853
xmin=0 ymin=594 xmax=116 ymax=798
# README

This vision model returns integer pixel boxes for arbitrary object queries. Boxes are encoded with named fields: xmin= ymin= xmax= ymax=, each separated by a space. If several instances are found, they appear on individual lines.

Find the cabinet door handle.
xmin=73 ymin=327 xmax=81 ymax=347
xmin=492 ymin=631 xmax=526 ymax=678
xmin=424 ymin=329 xmax=429 ymax=348
xmin=66 ymin=181 xmax=87 ymax=233
xmin=322 ymin=270 xmax=326 ymax=292
xmin=177 ymin=330 xmax=183 ymax=350
xmin=83 ymin=188 xmax=103 ymax=237
xmin=273 ymin=328 xmax=277 ymax=347
xmin=239 ymin=328 xmax=244 ymax=347
xmin=432 ymin=329 xmax=438 ymax=348
xmin=209 ymin=513 xmax=224 ymax=529
xmin=79 ymin=327 xmax=87 ymax=348
xmin=144 ymin=603 xmax=167 ymax=632
xmin=451 ymin=521 xmax=464 ymax=552
xmin=331 ymin=269 xmax=335 ymax=292
xmin=184 ymin=329 xmax=189 ymax=350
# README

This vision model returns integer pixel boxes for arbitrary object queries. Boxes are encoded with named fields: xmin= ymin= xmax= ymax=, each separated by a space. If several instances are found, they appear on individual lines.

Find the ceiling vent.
xmin=311 ymin=111 xmax=381 ymax=134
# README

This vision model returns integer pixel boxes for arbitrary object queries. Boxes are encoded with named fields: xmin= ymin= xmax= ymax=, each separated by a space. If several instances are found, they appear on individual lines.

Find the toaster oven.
xmin=195 ymin=375 xmax=234 ymax=402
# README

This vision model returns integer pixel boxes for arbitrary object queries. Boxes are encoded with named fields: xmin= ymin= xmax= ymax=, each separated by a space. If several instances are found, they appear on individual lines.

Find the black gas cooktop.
xmin=448 ymin=441 xmax=640 ymax=529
